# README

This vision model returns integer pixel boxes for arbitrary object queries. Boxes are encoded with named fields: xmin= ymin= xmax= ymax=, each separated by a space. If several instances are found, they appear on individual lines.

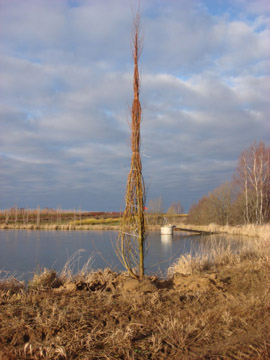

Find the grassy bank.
xmin=0 ymin=210 xmax=122 ymax=230
xmin=0 ymin=210 xmax=187 ymax=231
xmin=0 ymin=237 xmax=269 ymax=359
xmin=179 ymin=223 xmax=270 ymax=239
xmin=0 ymin=222 xmax=120 ymax=231
xmin=0 ymin=223 xmax=162 ymax=231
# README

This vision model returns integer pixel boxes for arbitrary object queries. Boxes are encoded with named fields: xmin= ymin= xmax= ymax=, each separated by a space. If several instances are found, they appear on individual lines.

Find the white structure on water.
xmin=160 ymin=225 xmax=174 ymax=235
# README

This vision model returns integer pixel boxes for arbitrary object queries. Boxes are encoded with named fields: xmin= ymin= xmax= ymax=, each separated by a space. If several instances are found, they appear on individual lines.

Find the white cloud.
xmin=236 ymin=0 xmax=270 ymax=15
xmin=212 ymin=21 xmax=270 ymax=74
xmin=0 ymin=0 xmax=269 ymax=210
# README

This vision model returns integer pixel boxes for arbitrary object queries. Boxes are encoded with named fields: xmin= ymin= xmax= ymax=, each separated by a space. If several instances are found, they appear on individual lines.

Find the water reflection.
xmin=161 ymin=234 xmax=173 ymax=246
xmin=0 ymin=230 xmax=251 ymax=281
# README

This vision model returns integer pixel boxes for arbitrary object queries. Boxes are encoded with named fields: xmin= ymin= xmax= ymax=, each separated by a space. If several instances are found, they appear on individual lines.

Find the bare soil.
xmin=0 ymin=257 xmax=269 ymax=360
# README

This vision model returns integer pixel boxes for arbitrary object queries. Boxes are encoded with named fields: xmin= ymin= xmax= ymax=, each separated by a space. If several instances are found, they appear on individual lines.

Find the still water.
xmin=0 ymin=230 xmax=244 ymax=281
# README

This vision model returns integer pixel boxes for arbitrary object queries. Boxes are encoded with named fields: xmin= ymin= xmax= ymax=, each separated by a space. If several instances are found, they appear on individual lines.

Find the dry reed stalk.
xmin=181 ymin=223 xmax=270 ymax=240
xmin=118 ymin=11 xmax=146 ymax=280
xmin=168 ymin=232 xmax=270 ymax=277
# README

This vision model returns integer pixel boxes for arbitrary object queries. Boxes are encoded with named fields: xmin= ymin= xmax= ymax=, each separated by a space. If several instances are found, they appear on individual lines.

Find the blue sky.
xmin=0 ymin=0 xmax=269 ymax=212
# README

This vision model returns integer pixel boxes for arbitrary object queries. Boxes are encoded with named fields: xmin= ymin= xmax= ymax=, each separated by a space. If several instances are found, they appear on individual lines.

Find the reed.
xmin=168 ymin=234 xmax=269 ymax=276
xmin=180 ymin=223 xmax=270 ymax=239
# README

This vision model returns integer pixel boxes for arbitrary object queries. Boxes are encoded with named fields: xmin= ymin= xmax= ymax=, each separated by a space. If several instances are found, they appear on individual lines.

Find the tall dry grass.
xmin=0 ymin=223 xmax=120 ymax=230
xmin=168 ymin=234 xmax=269 ymax=276
xmin=180 ymin=223 xmax=270 ymax=239
xmin=0 ymin=271 xmax=24 ymax=293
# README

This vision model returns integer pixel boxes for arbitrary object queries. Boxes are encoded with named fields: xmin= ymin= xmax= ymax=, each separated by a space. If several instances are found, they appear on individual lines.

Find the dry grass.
xmin=181 ymin=223 xmax=270 ymax=240
xmin=168 ymin=234 xmax=269 ymax=276
xmin=0 ymin=223 xmax=120 ymax=230
xmin=0 ymin=237 xmax=269 ymax=359
xmin=0 ymin=271 xmax=24 ymax=294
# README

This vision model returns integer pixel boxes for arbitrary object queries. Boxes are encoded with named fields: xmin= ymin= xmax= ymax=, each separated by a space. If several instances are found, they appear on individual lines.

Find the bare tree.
xmin=148 ymin=197 xmax=163 ymax=214
xmin=26 ymin=208 xmax=29 ymax=225
xmin=210 ymin=182 xmax=234 ymax=225
xmin=189 ymin=142 xmax=270 ymax=226
xmin=167 ymin=201 xmax=184 ymax=215
xmin=5 ymin=209 xmax=10 ymax=225
xmin=118 ymin=10 xmax=146 ymax=280
xmin=188 ymin=196 xmax=214 ymax=225
xmin=147 ymin=197 xmax=164 ymax=225
xmin=57 ymin=206 xmax=62 ymax=225
xmin=235 ymin=142 xmax=270 ymax=224
xmin=14 ymin=205 xmax=18 ymax=226
xmin=36 ymin=205 xmax=40 ymax=227
xmin=79 ymin=207 xmax=82 ymax=226
xmin=188 ymin=182 xmax=235 ymax=225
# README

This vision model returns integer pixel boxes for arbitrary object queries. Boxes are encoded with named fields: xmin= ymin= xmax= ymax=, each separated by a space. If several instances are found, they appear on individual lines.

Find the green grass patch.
xmin=73 ymin=217 xmax=121 ymax=226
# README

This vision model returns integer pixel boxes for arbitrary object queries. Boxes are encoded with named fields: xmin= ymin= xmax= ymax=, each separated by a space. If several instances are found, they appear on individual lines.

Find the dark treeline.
xmin=189 ymin=142 xmax=270 ymax=226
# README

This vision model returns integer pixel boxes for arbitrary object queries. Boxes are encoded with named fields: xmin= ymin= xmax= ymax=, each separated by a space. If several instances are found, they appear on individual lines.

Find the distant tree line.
xmin=146 ymin=198 xmax=185 ymax=225
xmin=0 ymin=208 xmax=121 ymax=226
xmin=188 ymin=142 xmax=270 ymax=225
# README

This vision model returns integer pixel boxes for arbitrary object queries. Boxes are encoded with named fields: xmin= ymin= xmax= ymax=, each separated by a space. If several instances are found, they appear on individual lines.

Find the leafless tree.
xmin=235 ymin=142 xmax=270 ymax=224
xmin=148 ymin=197 xmax=164 ymax=225
xmin=189 ymin=142 xmax=270 ymax=226
xmin=14 ymin=205 xmax=18 ymax=225
xmin=118 ymin=10 xmax=146 ymax=279
xmin=188 ymin=182 xmax=236 ymax=225
xmin=148 ymin=197 xmax=163 ymax=214
xmin=210 ymin=182 xmax=234 ymax=225
xmin=36 ymin=205 xmax=40 ymax=227
xmin=167 ymin=201 xmax=184 ymax=215
xmin=5 ymin=209 xmax=10 ymax=225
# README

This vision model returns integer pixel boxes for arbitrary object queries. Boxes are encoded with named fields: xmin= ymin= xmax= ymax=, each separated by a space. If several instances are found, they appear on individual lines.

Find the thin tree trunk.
xmin=243 ymin=155 xmax=249 ymax=224
xmin=259 ymin=149 xmax=264 ymax=225
xmin=36 ymin=206 xmax=40 ymax=227
xmin=15 ymin=206 xmax=18 ymax=226
xmin=118 ymin=10 xmax=146 ymax=280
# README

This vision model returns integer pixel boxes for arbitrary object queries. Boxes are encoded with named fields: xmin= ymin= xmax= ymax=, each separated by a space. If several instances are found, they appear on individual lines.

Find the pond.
xmin=0 ymin=230 xmax=247 ymax=281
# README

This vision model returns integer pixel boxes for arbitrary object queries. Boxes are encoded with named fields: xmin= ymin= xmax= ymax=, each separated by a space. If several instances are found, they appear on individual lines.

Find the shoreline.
xmin=1 ymin=223 xmax=270 ymax=239
xmin=178 ymin=223 xmax=270 ymax=239
xmin=1 ymin=236 xmax=269 ymax=359
xmin=0 ymin=223 xmax=121 ymax=231
xmin=0 ymin=224 xmax=162 ymax=231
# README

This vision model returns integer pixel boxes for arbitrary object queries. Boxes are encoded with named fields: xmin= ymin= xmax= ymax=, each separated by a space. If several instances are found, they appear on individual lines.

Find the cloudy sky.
xmin=0 ymin=0 xmax=269 ymax=212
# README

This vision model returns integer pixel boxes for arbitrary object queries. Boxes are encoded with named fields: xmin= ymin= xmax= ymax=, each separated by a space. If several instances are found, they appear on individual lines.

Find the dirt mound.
xmin=0 ymin=258 xmax=269 ymax=360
